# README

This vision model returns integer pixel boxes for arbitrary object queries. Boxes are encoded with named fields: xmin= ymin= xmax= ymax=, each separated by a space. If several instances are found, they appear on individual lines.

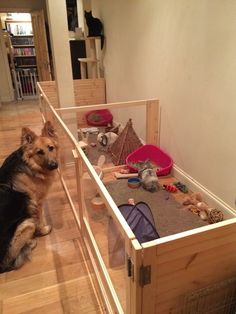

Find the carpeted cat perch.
xmin=110 ymin=119 xmax=143 ymax=165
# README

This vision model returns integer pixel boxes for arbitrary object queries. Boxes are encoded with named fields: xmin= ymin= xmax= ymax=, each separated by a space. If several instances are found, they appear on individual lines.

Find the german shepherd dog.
xmin=0 ymin=121 xmax=58 ymax=273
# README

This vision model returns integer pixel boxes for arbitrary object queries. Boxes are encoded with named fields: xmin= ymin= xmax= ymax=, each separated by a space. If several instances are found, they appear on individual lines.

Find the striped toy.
xmin=163 ymin=184 xmax=177 ymax=192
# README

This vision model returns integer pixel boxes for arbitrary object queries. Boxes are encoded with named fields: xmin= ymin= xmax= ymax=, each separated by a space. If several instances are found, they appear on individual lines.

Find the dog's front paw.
xmin=36 ymin=225 xmax=52 ymax=236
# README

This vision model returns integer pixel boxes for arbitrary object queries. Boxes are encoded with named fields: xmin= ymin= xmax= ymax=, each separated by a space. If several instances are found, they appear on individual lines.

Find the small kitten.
xmin=84 ymin=10 xmax=104 ymax=49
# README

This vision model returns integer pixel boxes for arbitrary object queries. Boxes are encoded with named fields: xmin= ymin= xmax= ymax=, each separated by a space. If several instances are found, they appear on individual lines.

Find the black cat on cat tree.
xmin=84 ymin=11 xmax=104 ymax=49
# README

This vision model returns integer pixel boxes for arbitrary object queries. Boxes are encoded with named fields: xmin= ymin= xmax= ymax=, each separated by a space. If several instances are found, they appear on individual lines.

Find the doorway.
xmin=0 ymin=11 xmax=52 ymax=100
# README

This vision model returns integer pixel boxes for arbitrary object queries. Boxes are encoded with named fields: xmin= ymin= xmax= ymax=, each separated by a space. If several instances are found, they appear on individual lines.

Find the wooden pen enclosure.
xmin=38 ymin=79 xmax=236 ymax=314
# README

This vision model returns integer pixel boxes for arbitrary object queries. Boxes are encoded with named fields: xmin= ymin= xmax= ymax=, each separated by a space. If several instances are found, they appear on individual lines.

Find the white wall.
xmin=46 ymin=0 xmax=75 ymax=108
xmin=93 ymin=0 xmax=236 ymax=208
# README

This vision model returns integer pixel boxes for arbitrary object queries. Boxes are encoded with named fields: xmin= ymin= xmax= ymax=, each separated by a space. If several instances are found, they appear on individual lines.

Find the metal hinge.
xmin=127 ymin=256 xmax=134 ymax=279
xmin=139 ymin=265 xmax=151 ymax=287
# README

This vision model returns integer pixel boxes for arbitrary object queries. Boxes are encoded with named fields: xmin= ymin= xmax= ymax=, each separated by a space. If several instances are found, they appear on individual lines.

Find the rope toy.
xmin=208 ymin=208 xmax=224 ymax=224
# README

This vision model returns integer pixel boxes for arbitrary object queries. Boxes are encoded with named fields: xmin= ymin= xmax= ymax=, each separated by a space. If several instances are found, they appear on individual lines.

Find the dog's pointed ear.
xmin=41 ymin=121 xmax=57 ymax=139
xmin=21 ymin=127 xmax=37 ymax=145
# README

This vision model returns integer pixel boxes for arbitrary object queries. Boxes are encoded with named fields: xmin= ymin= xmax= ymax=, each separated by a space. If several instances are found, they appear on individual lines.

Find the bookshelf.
xmin=5 ymin=21 xmax=38 ymax=99
xmin=6 ymin=21 xmax=37 ymax=69
xmin=11 ymin=36 xmax=36 ymax=69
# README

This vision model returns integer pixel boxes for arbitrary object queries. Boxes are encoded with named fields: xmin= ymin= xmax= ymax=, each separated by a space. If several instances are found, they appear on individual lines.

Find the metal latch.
xmin=139 ymin=265 xmax=151 ymax=287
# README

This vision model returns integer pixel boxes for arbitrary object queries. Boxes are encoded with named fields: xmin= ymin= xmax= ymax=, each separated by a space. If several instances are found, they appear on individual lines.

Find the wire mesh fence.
xmin=175 ymin=276 xmax=236 ymax=314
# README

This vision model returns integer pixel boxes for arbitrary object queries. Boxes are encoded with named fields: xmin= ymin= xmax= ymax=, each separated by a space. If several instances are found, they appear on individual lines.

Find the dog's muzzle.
xmin=47 ymin=161 xmax=58 ymax=170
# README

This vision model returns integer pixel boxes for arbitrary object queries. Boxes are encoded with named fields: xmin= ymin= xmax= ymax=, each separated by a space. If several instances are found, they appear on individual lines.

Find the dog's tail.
xmin=0 ymin=244 xmax=32 ymax=273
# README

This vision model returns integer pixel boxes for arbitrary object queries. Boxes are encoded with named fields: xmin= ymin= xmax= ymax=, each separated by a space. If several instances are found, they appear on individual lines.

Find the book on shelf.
xmin=13 ymin=47 xmax=35 ymax=56
xmin=15 ymin=57 xmax=36 ymax=67
xmin=11 ymin=36 xmax=34 ymax=46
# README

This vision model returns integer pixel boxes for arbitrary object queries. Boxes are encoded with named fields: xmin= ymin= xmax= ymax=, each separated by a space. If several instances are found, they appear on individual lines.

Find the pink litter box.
xmin=86 ymin=109 xmax=113 ymax=126
xmin=126 ymin=144 xmax=173 ymax=176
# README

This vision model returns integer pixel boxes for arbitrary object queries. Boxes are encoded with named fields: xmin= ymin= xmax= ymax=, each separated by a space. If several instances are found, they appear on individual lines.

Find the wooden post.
xmin=79 ymin=60 xmax=87 ymax=79
xmin=146 ymin=100 xmax=160 ymax=146
xmin=80 ymin=37 xmax=101 ymax=78
xmin=129 ymin=239 xmax=143 ymax=314
xmin=139 ymin=244 xmax=157 ymax=314
xmin=89 ymin=38 xmax=100 ymax=78
xmin=73 ymin=149 xmax=84 ymax=230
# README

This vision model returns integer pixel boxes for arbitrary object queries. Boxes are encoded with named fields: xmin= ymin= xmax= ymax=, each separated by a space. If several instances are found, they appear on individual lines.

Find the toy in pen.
xmin=163 ymin=184 xmax=177 ymax=192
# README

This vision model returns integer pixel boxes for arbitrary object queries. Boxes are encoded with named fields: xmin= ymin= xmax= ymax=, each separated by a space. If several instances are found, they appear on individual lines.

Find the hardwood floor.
xmin=0 ymin=100 xmax=105 ymax=314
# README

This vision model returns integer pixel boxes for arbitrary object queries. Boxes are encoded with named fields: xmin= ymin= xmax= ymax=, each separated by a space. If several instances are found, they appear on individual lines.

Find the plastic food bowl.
xmin=127 ymin=177 xmax=141 ymax=188
xmin=126 ymin=144 xmax=173 ymax=176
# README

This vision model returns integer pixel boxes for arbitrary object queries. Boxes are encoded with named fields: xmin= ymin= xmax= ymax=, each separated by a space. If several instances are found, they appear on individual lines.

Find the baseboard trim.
xmin=172 ymin=165 xmax=235 ymax=219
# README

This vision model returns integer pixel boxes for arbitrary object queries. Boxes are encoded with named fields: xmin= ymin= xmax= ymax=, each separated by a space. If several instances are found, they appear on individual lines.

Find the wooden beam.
xmin=146 ymin=99 xmax=160 ymax=146
xmin=55 ymin=99 xmax=157 ymax=113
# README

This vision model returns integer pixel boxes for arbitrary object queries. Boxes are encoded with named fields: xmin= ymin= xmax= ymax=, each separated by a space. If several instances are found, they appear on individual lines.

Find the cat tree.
xmin=78 ymin=37 xmax=101 ymax=79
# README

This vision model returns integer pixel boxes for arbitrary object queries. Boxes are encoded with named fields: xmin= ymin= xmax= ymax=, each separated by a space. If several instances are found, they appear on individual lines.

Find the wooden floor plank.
xmin=2 ymin=276 xmax=99 ymax=314
xmin=21 ymin=301 xmax=64 ymax=314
